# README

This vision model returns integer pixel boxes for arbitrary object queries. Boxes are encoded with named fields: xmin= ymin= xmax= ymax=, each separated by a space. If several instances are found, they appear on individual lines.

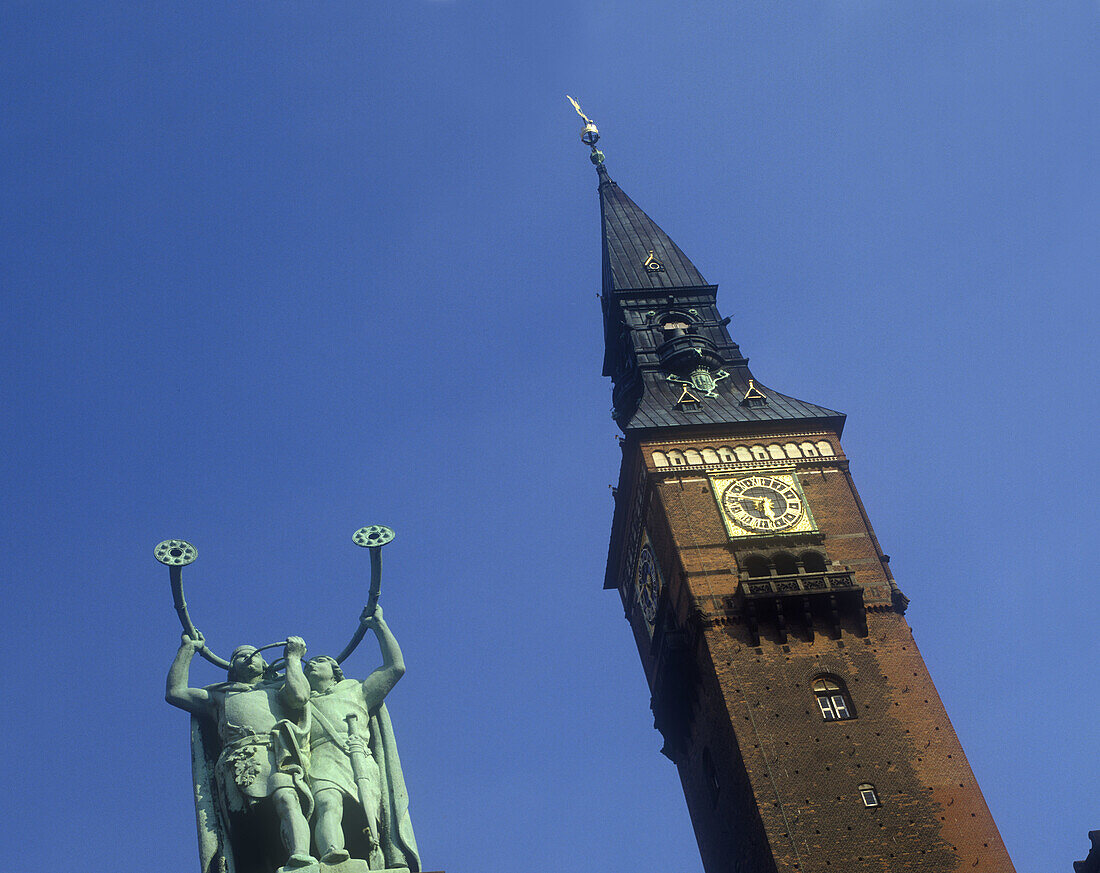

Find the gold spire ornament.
xmin=740 ymin=379 xmax=768 ymax=406
xmin=674 ymin=383 xmax=702 ymax=406
xmin=566 ymin=95 xmax=604 ymax=164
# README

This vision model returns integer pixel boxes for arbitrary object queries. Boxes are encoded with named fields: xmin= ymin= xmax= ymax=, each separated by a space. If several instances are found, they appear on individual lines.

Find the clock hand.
xmin=736 ymin=492 xmax=783 ymax=518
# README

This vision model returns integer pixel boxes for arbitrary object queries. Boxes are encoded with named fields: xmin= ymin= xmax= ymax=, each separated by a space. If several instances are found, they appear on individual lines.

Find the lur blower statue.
xmin=160 ymin=526 xmax=420 ymax=873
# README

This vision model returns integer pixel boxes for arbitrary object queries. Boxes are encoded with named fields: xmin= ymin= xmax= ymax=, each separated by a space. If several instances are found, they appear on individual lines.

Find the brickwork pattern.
xmin=615 ymin=432 xmax=1015 ymax=872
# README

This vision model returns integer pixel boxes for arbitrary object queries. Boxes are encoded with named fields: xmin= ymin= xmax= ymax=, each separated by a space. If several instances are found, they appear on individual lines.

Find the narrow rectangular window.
xmin=860 ymin=787 xmax=879 ymax=807
xmin=831 ymin=695 xmax=850 ymax=719
xmin=818 ymin=697 xmax=836 ymax=720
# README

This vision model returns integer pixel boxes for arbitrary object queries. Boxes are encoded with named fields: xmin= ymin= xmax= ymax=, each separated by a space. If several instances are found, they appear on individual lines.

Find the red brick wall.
xmin=613 ymin=430 xmax=1016 ymax=872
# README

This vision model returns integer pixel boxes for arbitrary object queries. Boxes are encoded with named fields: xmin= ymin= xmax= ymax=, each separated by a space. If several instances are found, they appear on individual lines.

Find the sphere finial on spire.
xmin=566 ymin=95 xmax=605 ymax=166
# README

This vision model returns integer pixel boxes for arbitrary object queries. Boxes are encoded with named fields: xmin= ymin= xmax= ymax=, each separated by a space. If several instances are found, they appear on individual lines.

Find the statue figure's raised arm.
xmin=279 ymin=636 xmax=310 ymax=710
xmin=360 ymin=605 xmax=406 ymax=709
xmin=165 ymin=631 xmax=212 ymax=718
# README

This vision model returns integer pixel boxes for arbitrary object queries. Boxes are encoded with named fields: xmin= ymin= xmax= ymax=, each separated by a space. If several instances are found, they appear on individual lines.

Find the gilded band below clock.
xmin=721 ymin=476 xmax=805 ymax=532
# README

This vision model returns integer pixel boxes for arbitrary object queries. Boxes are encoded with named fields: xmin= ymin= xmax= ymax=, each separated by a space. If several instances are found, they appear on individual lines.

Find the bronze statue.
xmin=159 ymin=528 xmax=419 ymax=873
xmin=167 ymin=633 xmax=315 ymax=872
xmin=304 ymin=605 xmax=418 ymax=870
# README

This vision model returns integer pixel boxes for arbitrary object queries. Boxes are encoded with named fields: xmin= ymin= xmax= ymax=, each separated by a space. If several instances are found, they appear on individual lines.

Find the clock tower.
xmin=578 ymin=120 xmax=1017 ymax=871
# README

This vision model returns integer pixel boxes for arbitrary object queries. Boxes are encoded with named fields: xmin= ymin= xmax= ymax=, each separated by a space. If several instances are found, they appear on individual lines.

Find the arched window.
xmin=773 ymin=552 xmax=798 ymax=576
xmin=668 ymin=450 xmax=686 ymax=466
xmin=816 ymin=440 xmax=835 ymax=457
xmin=801 ymin=551 xmax=827 ymax=573
xmin=783 ymin=443 xmax=802 ymax=459
xmin=743 ymin=555 xmax=771 ymax=578
xmin=767 ymin=444 xmax=786 ymax=459
xmin=813 ymin=677 xmax=853 ymax=721
xmin=717 ymin=446 xmax=736 ymax=462
xmin=734 ymin=446 xmax=753 ymax=461
xmin=684 ymin=449 xmax=703 ymax=465
xmin=799 ymin=442 xmax=819 ymax=457
xmin=751 ymin=445 xmax=769 ymax=461
xmin=701 ymin=448 xmax=720 ymax=464
xmin=661 ymin=319 xmax=690 ymax=338
xmin=858 ymin=783 xmax=879 ymax=807
xmin=652 ymin=451 xmax=669 ymax=467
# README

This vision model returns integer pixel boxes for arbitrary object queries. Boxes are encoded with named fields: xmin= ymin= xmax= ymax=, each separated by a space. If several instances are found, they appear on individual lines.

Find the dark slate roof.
xmin=593 ymin=161 xmax=845 ymax=434
xmin=620 ymin=366 xmax=844 ymax=432
xmin=599 ymin=164 xmax=708 ymax=293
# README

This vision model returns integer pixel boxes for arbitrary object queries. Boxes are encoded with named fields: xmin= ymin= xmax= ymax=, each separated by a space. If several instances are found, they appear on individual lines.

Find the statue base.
xmin=278 ymin=860 xmax=413 ymax=873
xmin=322 ymin=866 xmax=408 ymax=873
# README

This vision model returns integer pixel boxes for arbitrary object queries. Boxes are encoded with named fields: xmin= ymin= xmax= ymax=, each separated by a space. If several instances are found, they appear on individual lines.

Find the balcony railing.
xmin=740 ymin=570 xmax=856 ymax=598
xmin=737 ymin=569 xmax=865 ymax=644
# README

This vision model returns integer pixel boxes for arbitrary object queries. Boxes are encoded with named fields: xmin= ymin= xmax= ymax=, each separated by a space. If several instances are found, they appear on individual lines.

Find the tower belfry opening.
xmin=570 ymin=101 xmax=1017 ymax=873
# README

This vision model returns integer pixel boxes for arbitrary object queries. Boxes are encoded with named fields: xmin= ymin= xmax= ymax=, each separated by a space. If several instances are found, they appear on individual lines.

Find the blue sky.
xmin=3 ymin=2 xmax=1097 ymax=871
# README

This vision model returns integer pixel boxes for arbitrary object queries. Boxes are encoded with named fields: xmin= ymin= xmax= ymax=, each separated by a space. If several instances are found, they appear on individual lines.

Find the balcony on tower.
xmin=737 ymin=566 xmax=867 ymax=645
xmin=656 ymin=330 xmax=724 ymax=373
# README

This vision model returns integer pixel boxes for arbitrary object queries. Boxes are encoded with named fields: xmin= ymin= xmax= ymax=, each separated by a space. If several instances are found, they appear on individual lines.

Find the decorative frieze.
xmin=651 ymin=439 xmax=836 ymax=468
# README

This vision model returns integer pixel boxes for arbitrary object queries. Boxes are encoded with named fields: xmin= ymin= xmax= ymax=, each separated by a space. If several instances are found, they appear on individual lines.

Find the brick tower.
xmin=583 ymin=139 xmax=1017 ymax=870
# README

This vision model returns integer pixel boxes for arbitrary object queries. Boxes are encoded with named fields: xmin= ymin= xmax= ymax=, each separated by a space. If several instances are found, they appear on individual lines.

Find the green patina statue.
xmin=167 ymin=633 xmax=317 ymax=872
xmin=304 ymin=605 xmax=418 ymax=871
xmin=160 ymin=529 xmax=419 ymax=873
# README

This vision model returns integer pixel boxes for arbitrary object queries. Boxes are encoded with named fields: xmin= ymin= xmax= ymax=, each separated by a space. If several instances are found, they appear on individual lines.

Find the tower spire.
xmin=568 ymin=113 xmax=843 ymax=433
xmin=582 ymin=125 xmax=1018 ymax=873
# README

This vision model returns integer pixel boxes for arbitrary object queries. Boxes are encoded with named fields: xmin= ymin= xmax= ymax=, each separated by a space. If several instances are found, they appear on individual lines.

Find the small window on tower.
xmin=662 ymin=320 xmax=690 ymax=335
xmin=858 ymin=783 xmax=879 ymax=807
xmin=812 ymin=677 xmax=853 ymax=721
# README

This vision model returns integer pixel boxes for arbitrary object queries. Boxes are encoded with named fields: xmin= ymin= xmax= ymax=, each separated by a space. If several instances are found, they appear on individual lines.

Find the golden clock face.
xmin=721 ymin=475 xmax=805 ymax=533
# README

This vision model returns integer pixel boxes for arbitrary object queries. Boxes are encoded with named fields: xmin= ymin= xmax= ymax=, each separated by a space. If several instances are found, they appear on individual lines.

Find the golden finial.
xmin=741 ymin=380 xmax=768 ymax=406
xmin=566 ymin=95 xmax=604 ymax=164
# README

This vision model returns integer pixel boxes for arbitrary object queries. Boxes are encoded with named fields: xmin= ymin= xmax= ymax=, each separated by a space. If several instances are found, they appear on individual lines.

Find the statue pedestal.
xmin=321 ymin=865 xmax=408 ymax=873
xmin=278 ymin=861 xmax=417 ymax=873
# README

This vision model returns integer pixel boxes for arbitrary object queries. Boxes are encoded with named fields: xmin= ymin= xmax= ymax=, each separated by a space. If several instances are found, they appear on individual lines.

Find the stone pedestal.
xmin=278 ymin=858 xmax=441 ymax=873
xmin=324 ymin=863 xmax=407 ymax=873
xmin=322 ymin=864 xmax=408 ymax=873
xmin=278 ymin=861 xmax=413 ymax=873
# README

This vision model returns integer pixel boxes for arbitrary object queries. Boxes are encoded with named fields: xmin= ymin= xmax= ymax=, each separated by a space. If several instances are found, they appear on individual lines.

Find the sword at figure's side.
xmin=345 ymin=712 xmax=382 ymax=855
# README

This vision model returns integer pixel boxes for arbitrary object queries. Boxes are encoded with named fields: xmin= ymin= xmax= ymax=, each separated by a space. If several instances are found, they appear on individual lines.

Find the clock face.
xmin=722 ymin=476 xmax=805 ymax=533
xmin=637 ymin=544 xmax=660 ymax=623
